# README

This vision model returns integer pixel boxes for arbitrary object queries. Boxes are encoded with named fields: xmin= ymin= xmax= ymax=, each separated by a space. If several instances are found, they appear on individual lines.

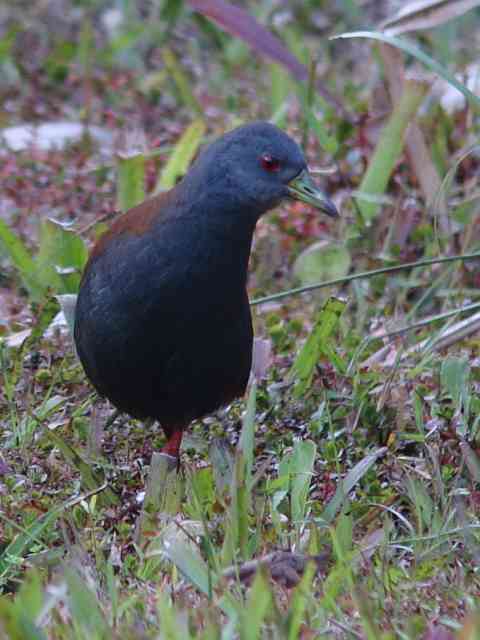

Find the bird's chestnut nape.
xmin=260 ymin=153 xmax=281 ymax=172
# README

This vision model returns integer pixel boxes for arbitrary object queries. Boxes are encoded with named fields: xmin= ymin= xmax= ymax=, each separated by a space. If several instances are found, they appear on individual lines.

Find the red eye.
xmin=260 ymin=153 xmax=280 ymax=172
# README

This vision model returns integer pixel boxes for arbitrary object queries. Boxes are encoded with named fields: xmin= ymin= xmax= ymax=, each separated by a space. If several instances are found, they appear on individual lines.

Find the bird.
xmin=74 ymin=121 xmax=338 ymax=461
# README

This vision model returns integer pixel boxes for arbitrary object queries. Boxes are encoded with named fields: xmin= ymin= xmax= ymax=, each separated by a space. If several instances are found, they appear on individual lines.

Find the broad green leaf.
xmin=405 ymin=475 xmax=434 ymax=532
xmin=238 ymin=381 xmax=257 ymax=483
xmin=36 ymin=219 xmax=88 ymax=294
xmin=293 ymin=241 xmax=351 ymax=287
xmin=441 ymin=356 xmax=470 ymax=410
xmin=334 ymin=511 xmax=353 ymax=558
xmin=289 ymin=296 xmax=346 ymax=397
xmin=240 ymin=569 xmax=272 ymax=640
xmin=158 ymin=520 xmax=238 ymax=617
xmin=116 ymin=151 xmax=145 ymax=212
xmin=161 ymin=536 xmax=210 ymax=596
xmin=0 ymin=597 xmax=46 ymax=640
xmin=286 ymin=558 xmax=316 ymax=640
xmin=275 ymin=440 xmax=316 ymax=542
xmin=355 ymin=78 xmax=429 ymax=221
xmin=209 ymin=438 xmax=234 ymax=504
xmin=156 ymin=119 xmax=205 ymax=191
xmin=290 ymin=440 xmax=316 ymax=524
xmin=222 ymin=383 xmax=257 ymax=563
xmin=0 ymin=510 xmax=58 ymax=587
xmin=13 ymin=571 xmax=44 ymax=620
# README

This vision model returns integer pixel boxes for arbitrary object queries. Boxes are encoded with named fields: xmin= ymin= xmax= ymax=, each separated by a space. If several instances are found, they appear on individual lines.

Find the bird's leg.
xmin=160 ymin=426 xmax=184 ymax=460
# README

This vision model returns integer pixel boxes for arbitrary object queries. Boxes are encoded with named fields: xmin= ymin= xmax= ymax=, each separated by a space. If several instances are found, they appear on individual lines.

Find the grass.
xmin=1 ymin=1 xmax=480 ymax=638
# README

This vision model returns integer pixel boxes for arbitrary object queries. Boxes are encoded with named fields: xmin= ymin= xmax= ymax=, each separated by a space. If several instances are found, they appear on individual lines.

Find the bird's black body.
xmin=74 ymin=187 xmax=255 ymax=432
xmin=74 ymin=122 xmax=337 ymax=456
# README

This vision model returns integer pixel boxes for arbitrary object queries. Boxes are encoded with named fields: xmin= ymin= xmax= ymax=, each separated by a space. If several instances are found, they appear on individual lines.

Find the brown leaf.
xmin=222 ymin=550 xmax=330 ymax=588
xmin=186 ymin=0 xmax=350 ymax=118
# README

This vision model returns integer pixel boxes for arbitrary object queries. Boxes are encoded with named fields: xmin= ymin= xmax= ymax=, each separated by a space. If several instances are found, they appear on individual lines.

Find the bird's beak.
xmin=287 ymin=169 xmax=339 ymax=218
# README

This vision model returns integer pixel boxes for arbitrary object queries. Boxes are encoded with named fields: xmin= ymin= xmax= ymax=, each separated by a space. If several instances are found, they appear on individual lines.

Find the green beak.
xmin=287 ymin=169 xmax=338 ymax=218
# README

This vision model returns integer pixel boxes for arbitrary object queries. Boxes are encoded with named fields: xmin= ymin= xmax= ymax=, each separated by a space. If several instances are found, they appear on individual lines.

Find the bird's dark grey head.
xmin=183 ymin=121 xmax=338 ymax=220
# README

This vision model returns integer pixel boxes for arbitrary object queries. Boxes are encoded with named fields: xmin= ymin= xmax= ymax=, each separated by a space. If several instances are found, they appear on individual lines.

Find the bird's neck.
xmin=201 ymin=209 xmax=256 ymax=288
xmin=180 ymin=178 xmax=259 ymax=242
xmin=172 ymin=181 xmax=258 ymax=292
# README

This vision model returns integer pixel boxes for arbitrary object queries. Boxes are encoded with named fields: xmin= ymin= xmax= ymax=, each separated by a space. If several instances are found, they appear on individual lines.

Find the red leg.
xmin=160 ymin=427 xmax=184 ymax=459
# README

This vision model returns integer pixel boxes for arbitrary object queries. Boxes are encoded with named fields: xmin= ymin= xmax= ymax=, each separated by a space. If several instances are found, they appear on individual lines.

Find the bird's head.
xmin=184 ymin=121 xmax=338 ymax=221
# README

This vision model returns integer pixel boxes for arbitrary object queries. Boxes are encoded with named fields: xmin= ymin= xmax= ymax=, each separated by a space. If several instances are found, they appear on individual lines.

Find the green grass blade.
xmin=0 ymin=510 xmax=58 ymax=587
xmin=251 ymin=251 xmax=480 ymax=306
xmin=222 ymin=383 xmax=257 ymax=563
xmin=286 ymin=559 xmax=316 ymax=640
xmin=332 ymin=30 xmax=480 ymax=112
xmin=65 ymin=568 xmax=108 ymax=638
xmin=269 ymin=64 xmax=291 ymax=125
xmin=163 ymin=47 xmax=203 ymax=115
xmin=117 ymin=151 xmax=145 ymax=212
xmin=240 ymin=569 xmax=272 ymax=640
xmin=289 ymin=297 xmax=346 ymax=397
xmin=290 ymin=439 xmax=316 ymax=525
xmin=238 ymin=381 xmax=257 ymax=483
xmin=0 ymin=598 xmax=47 ymax=640
xmin=308 ymin=112 xmax=339 ymax=156
xmin=26 ymin=297 xmax=61 ymax=346
xmin=209 ymin=438 xmax=234 ymax=505
xmin=319 ymin=447 xmax=388 ymax=524
xmin=431 ymin=144 xmax=480 ymax=237
xmin=136 ymin=453 xmax=182 ymax=543
xmin=44 ymin=429 xmax=118 ymax=506
xmin=440 ymin=356 xmax=470 ymax=411
xmin=356 ymin=78 xmax=429 ymax=221
xmin=157 ymin=592 xmax=194 ymax=640
xmin=2 ymin=571 xmax=47 ymax=639
xmin=236 ymin=382 xmax=257 ymax=558
xmin=0 ymin=218 xmax=43 ymax=300
xmin=186 ymin=0 xmax=349 ymax=117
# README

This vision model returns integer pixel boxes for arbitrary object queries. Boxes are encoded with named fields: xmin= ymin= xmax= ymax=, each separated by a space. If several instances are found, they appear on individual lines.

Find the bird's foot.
xmin=160 ymin=427 xmax=183 ymax=470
